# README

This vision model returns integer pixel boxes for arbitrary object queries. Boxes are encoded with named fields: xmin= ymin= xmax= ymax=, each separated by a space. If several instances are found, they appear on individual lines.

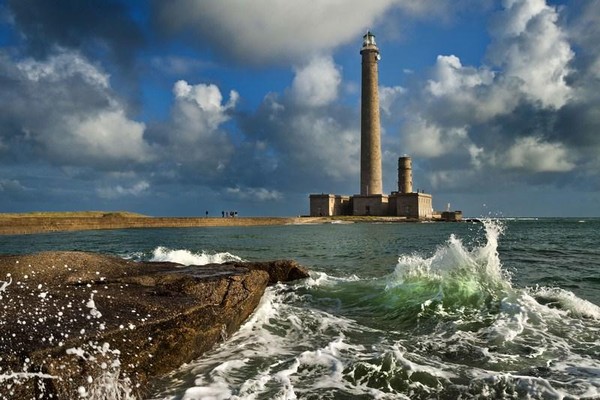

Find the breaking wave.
xmin=152 ymin=219 xmax=600 ymax=399
xmin=149 ymin=246 xmax=243 ymax=266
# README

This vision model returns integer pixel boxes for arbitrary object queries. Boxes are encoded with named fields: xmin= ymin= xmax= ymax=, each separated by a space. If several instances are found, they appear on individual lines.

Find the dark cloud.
xmin=565 ymin=0 xmax=600 ymax=77
xmin=152 ymin=0 xmax=397 ymax=65
xmin=143 ymin=80 xmax=238 ymax=187
xmin=7 ymin=0 xmax=144 ymax=68
xmin=556 ymin=101 xmax=600 ymax=150
xmin=236 ymin=98 xmax=360 ymax=194
xmin=151 ymin=0 xmax=488 ymax=66
xmin=0 ymin=50 xmax=152 ymax=170
xmin=0 ymin=178 xmax=27 ymax=197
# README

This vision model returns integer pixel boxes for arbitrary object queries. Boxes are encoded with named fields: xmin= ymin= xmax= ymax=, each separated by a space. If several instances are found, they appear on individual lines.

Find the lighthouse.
xmin=360 ymin=31 xmax=382 ymax=196
xmin=308 ymin=31 xmax=444 ymax=220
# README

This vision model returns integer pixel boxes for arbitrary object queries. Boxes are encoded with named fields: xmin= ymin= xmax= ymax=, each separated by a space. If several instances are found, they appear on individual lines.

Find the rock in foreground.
xmin=0 ymin=251 xmax=308 ymax=399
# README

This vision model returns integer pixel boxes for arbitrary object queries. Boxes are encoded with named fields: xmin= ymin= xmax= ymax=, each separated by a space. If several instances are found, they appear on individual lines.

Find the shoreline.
xmin=0 ymin=212 xmax=427 ymax=235
xmin=0 ymin=251 xmax=308 ymax=397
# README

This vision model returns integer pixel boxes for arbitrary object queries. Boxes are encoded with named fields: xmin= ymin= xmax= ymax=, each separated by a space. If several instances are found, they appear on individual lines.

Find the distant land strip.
xmin=0 ymin=212 xmax=419 ymax=235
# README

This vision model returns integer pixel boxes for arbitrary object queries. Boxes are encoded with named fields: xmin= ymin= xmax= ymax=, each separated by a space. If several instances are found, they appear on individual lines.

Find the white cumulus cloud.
xmin=488 ymin=0 xmax=573 ymax=108
xmin=173 ymin=80 xmax=238 ymax=133
xmin=17 ymin=50 xmax=109 ymax=88
xmin=291 ymin=56 xmax=341 ymax=107
xmin=502 ymin=136 xmax=575 ymax=172
xmin=155 ymin=80 xmax=238 ymax=175
xmin=3 ymin=50 xmax=153 ymax=169
xmin=379 ymin=85 xmax=406 ymax=115
xmin=427 ymin=55 xmax=494 ymax=97
xmin=63 ymin=110 xmax=150 ymax=163
xmin=424 ymin=54 xmax=518 ymax=123
xmin=403 ymin=118 xmax=470 ymax=158
xmin=388 ymin=0 xmax=581 ymax=196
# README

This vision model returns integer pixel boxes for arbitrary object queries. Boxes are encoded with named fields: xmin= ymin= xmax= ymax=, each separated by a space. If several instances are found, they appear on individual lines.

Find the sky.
xmin=0 ymin=0 xmax=599 ymax=217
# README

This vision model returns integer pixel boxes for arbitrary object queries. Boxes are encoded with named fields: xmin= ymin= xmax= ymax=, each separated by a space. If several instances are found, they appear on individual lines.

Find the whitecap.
xmin=150 ymin=246 xmax=243 ymax=266
xmin=530 ymin=286 xmax=600 ymax=319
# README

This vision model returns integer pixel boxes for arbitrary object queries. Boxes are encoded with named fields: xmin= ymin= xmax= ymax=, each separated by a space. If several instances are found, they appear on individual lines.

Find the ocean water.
xmin=1 ymin=218 xmax=599 ymax=399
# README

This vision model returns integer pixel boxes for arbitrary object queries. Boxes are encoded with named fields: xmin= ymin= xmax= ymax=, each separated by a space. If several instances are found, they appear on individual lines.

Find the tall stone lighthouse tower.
xmin=309 ymin=31 xmax=443 ymax=219
xmin=360 ymin=31 xmax=382 ymax=196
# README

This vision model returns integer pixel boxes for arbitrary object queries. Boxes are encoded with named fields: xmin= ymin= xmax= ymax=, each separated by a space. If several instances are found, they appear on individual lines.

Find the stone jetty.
xmin=0 ymin=251 xmax=308 ymax=399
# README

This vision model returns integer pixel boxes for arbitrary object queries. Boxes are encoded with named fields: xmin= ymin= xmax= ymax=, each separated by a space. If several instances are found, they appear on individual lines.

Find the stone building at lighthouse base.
xmin=309 ymin=156 xmax=452 ymax=220
xmin=309 ymin=191 xmax=435 ymax=219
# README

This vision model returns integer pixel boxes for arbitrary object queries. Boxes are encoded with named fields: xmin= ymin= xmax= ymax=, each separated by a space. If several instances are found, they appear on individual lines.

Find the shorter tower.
xmin=398 ymin=156 xmax=413 ymax=194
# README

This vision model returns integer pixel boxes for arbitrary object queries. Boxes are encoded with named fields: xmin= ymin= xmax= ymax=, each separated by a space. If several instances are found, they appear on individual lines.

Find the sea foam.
xmin=149 ymin=246 xmax=243 ymax=266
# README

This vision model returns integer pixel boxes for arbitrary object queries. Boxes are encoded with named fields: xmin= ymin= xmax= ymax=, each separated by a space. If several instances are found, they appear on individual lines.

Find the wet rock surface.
xmin=0 ymin=251 xmax=308 ymax=399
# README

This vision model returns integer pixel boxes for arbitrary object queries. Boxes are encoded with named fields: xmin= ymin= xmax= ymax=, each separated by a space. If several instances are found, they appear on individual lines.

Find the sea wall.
xmin=0 ymin=251 xmax=308 ymax=398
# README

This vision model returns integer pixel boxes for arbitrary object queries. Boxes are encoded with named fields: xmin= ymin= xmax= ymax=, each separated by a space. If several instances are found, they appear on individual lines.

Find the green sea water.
xmin=1 ymin=218 xmax=599 ymax=399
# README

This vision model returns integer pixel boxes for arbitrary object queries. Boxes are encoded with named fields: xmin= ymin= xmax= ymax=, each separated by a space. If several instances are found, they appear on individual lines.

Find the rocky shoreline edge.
xmin=0 ymin=251 xmax=309 ymax=399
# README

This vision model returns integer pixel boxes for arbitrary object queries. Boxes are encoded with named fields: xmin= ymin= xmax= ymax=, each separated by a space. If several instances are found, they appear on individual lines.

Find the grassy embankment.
xmin=0 ymin=211 xmax=416 ymax=235
xmin=0 ymin=211 xmax=303 ymax=235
